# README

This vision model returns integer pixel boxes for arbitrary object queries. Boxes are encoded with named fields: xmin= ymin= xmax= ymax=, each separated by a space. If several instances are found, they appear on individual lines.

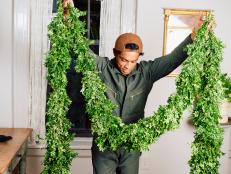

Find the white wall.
xmin=0 ymin=0 xmax=13 ymax=127
xmin=0 ymin=0 xmax=30 ymax=128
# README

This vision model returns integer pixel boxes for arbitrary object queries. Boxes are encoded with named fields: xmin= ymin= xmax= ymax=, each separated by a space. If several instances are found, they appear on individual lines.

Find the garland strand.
xmin=44 ymin=1 xmax=231 ymax=173
xmin=42 ymin=1 xmax=79 ymax=173
xmin=188 ymin=16 xmax=225 ymax=173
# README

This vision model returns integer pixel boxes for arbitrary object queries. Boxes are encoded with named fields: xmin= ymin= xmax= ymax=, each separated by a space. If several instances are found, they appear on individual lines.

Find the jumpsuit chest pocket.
xmin=130 ymin=89 xmax=145 ymax=100
xmin=106 ymin=86 xmax=117 ymax=99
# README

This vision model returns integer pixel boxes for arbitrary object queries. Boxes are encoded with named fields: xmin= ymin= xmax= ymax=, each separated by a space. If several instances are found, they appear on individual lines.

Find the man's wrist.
xmin=191 ymin=28 xmax=196 ymax=40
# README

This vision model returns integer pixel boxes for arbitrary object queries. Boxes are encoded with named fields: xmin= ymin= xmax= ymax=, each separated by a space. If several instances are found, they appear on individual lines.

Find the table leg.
xmin=19 ymin=142 xmax=27 ymax=174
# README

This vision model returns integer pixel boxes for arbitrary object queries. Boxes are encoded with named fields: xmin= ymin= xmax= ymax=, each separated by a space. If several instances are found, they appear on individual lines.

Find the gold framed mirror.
xmin=162 ymin=8 xmax=210 ymax=77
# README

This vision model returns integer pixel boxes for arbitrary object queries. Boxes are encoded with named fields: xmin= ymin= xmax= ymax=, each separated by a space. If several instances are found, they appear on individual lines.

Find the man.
xmin=92 ymin=18 xmax=203 ymax=174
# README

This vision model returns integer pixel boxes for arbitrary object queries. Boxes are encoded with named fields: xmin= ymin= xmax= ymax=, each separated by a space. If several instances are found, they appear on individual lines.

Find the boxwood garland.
xmin=79 ymin=15 xmax=225 ymax=153
xmin=44 ymin=1 xmax=231 ymax=173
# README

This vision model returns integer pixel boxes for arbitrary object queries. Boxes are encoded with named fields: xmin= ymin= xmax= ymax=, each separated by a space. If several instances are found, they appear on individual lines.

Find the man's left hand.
xmin=191 ymin=15 xmax=205 ymax=40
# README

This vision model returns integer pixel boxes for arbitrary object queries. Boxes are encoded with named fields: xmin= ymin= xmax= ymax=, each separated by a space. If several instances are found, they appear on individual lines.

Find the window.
xmin=50 ymin=0 xmax=101 ymax=137
xmin=73 ymin=0 xmax=101 ymax=55
xmin=162 ymin=9 xmax=210 ymax=77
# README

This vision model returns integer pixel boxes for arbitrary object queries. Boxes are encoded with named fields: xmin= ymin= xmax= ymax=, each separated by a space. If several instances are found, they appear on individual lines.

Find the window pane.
xmin=90 ymin=0 xmax=100 ymax=40
xmin=71 ymin=0 xmax=101 ymax=136
xmin=74 ymin=0 xmax=88 ymax=11
xmin=66 ymin=57 xmax=91 ymax=137
xmin=74 ymin=0 xmax=101 ymax=54
xmin=74 ymin=0 xmax=88 ymax=38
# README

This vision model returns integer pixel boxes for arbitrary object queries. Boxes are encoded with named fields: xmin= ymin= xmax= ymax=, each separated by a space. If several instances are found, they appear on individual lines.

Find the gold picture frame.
xmin=162 ymin=8 xmax=210 ymax=77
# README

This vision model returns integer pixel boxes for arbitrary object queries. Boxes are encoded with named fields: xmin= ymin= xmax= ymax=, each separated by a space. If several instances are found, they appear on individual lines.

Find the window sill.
xmin=28 ymin=137 xmax=93 ymax=150
xmin=71 ymin=137 xmax=93 ymax=150
xmin=28 ymin=137 xmax=93 ymax=157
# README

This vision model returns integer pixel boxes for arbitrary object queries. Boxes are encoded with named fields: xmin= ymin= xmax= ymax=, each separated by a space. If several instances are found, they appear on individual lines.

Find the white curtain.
xmin=99 ymin=0 xmax=137 ymax=58
xmin=29 ymin=0 xmax=53 ymax=144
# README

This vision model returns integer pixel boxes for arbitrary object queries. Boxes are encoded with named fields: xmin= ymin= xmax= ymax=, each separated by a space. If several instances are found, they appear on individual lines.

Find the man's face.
xmin=115 ymin=51 xmax=140 ymax=76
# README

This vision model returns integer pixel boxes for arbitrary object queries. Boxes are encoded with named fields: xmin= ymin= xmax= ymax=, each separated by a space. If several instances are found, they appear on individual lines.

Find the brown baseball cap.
xmin=114 ymin=33 xmax=143 ymax=55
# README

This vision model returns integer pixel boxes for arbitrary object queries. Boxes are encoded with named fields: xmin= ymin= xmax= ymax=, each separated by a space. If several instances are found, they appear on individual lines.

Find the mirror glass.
xmin=163 ymin=9 xmax=210 ymax=76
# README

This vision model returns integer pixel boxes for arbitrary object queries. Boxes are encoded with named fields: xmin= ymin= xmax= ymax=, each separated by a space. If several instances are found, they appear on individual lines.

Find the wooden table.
xmin=0 ymin=128 xmax=32 ymax=174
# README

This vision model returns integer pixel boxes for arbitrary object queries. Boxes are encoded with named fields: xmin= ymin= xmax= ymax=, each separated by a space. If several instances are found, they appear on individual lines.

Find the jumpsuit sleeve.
xmin=144 ymin=34 xmax=193 ymax=82
xmin=89 ymin=49 xmax=109 ymax=72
